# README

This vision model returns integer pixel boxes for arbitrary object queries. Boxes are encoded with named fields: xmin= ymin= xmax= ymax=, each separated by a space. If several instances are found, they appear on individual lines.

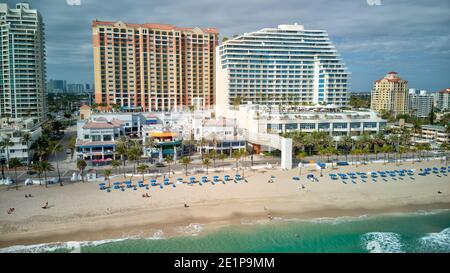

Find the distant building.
xmin=434 ymin=88 xmax=450 ymax=111
xmin=216 ymin=24 xmax=350 ymax=111
xmin=47 ymin=80 xmax=67 ymax=93
xmin=0 ymin=3 xmax=47 ymax=122
xmin=67 ymin=83 xmax=85 ymax=94
xmin=371 ymin=72 xmax=408 ymax=116
xmin=408 ymin=89 xmax=433 ymax=118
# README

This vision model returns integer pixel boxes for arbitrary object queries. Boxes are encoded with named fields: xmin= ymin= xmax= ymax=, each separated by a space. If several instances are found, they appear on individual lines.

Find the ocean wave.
xmin=360 ymin=232 xmax=404 ymax=253
xmin=0 ymin=237 xmax=134 ymax=253
xmin=176 ymin=223 xmax=204 ymax=237
xmin=418 ymin=227 xmax=450 ymax=252
xmin=146 ymin=229 xmax=165 ymax=240
xmin=309 ymin=214 xmax=369 ymax=225
xmin=412 ymin=209 xmax=450 ymax=216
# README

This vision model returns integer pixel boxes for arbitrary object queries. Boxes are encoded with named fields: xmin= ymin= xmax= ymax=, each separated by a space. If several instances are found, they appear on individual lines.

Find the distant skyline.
xmin=4 ymin=0 xmax=449 ymax=92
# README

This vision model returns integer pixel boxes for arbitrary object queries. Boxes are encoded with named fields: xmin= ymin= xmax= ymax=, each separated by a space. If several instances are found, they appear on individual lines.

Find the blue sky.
xmin=4 ymin=0 xmax=450 ymax=92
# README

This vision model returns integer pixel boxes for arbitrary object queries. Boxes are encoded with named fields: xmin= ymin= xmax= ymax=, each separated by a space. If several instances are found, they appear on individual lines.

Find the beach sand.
xmin=1 ymin=159 xmax=449 ymax=248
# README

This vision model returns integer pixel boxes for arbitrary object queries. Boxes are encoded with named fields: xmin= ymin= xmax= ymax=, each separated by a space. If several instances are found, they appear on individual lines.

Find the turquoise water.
xmin=3 ymin=210 xmax=450 ymax=253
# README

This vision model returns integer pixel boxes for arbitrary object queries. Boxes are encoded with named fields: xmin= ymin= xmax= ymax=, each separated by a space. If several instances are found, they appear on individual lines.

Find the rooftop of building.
xmin=82 ymin=118 xmax=123 ymax=129
xmin=438 ymin=88 xmax=450 ymax=94
xmin=92 ymin=20 xmax=219 ymax=34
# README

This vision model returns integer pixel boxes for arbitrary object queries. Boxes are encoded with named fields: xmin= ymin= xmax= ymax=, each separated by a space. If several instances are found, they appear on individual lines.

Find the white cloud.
xmin=366 ymin=0 xmax=382 ymax=6
xmin=66 ymin=0 xmax=81 ymax=6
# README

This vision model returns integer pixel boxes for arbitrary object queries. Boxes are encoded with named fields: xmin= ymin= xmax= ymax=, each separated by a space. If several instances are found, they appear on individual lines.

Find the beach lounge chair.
xmin=164 ymin=178 xmax=169 ymax=185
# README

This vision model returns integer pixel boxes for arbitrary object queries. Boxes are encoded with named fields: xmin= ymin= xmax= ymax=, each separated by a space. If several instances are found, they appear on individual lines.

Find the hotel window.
xmin=363 ymin=122 xmax=377 ymax=129
xmin=350 ymin=122 xmax=361 ymax=129
xmin=333 ymin=122 xmax=347 ymax=129
xmin=318 ymin=123 xmax=330 ymax=129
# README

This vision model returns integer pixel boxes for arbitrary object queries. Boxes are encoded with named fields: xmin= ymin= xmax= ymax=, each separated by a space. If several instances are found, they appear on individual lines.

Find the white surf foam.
xmin=176 ymin=223 xmax=204 ymax=237
xmin=361 ymin=232 xmax=404 ymax=253
xmin=418 ymin=227 xmax=450 ymax=252
xmin=0 ymin=236 xmax=134 ymax=253
xmin=146 ymin=229 xmax=165 ymax=240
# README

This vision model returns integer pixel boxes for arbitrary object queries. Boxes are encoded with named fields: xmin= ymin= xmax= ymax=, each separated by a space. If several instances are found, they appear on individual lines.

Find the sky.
xmin=4 ymin=0 xmax=450 ymax=92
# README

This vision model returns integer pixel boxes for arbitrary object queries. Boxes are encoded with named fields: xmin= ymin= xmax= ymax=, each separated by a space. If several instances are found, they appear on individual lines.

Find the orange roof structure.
xmin=150 ymin=132 xmax=177 ymax=138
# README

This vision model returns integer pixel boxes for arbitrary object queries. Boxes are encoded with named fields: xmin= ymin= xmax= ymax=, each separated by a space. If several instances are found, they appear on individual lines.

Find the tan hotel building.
xmin=371 ymin=72 xmax=408 ymax=116
xmin=92 ymin=20 xmax=218 ymax=111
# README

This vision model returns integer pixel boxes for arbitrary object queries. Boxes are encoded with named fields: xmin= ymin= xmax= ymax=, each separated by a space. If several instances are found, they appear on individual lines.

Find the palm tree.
xmin=136 ymin=164 xmax=148 ymax=183
xmin=240 ymin=150 xmax=248 ymax=178
xmin=302 ymin=133 xmax=315 ymax=155
xmin=350 ymin=149 xmax=361 ymax=167
xmin=8 ymin=158 xmax=23 ymax=190
xmin=40 ymin=161 xmax=55 ymax=188
xmin=116 ymin=137 xmax=129 ymax=177
xmin=218 ymin=152 xmax=227 ymax=173
xmin=295 ymin=151 xmax=307 ymax=176
xmin=165 ymin=155 xmax=173 ymax=177
xmin=198 ymin=137 xmax=206 ymax=159
xmin=0 ymin=137 xmax=14 ymax=167
xmin=179 ymin=157 xmax=191 ymax=176
xmin=49 ymin=141 xmax=63 ymax=186
xmin=103 ymin=169 xmax=113 ymax=188
xmin=203 ymin=157 xmax=211 ymax=175
xmin=32 ymin=162 xmax=43 ymax=185
xmin=128 ymin=142 xmax=142 ymax=173
xmin=77 ymin=159 xmax=87 ymax=183
xmin=21 ymin=132 xmax=32 ymax=166
xmin=232 ymin=150 xmax=241 ymax=175
xmin=381 ymin=145 xmax=394 ymax=164
xmin=209 ymin=149 xmax=217 ymax=169
xmin=68 ymin=135 xmax=77 ymax=159
xmin=340 ymin=135 xmax=353 ymax=162
xmin=144 ymin=136 xmax=154 ymax=159
xmin=111 ymin=160 xmax=121 ymax=175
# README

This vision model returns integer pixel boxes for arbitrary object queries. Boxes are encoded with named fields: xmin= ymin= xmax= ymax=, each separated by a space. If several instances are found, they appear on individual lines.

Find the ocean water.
xmin=2 ymin=209 xmax=450 ymax=253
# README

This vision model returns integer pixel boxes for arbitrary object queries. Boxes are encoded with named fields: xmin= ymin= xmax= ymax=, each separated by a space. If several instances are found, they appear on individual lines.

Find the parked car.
xmin=66 ymin=149 xmax=71 ymax=155
xmin=155 ymin=162 xmax=166 ymax=168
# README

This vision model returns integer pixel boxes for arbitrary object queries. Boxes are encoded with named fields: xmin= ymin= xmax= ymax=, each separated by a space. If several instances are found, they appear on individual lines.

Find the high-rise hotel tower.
xmin=216 ymin=24 xmax=350 ymax=111
xmin=92 ymin=21 xmax=218 ymax=111
xmin=0 ymin=3 xmax=46 ymax=122
xmin=370 ymin=72 xmax=408 ymax=116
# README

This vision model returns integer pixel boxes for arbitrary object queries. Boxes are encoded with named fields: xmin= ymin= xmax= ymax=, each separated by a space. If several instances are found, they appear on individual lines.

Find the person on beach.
xmin=184 ymin=203 xmax=189 ymax=208
xmin=7 ymin=208 xmax=15 ymax=214
xmin=42 ymin=202 xmax=48 ymax=209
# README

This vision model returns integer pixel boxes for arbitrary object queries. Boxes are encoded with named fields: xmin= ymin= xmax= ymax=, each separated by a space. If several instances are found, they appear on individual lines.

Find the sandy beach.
xmin=1 ymin=159 xmax=449 ymax=249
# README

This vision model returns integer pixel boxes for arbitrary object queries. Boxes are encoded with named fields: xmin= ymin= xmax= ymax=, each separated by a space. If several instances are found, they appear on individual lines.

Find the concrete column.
xmin=281 ymin=137 xmax=292 ymax=170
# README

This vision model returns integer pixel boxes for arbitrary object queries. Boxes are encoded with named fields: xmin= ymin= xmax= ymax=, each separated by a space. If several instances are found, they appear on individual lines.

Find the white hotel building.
xmin=216 ymin=24 xmax=350 ymax=112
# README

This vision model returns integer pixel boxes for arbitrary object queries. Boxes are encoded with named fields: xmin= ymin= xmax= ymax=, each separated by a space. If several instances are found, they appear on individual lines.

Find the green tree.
xmin=77 ymin=159 xmax=87 ymax=183
xmin=218 ymin=152 xmax=227 ymax=173
xmin=49 ymin=141 xmax=63 ymax=186
xmin=8 ymin=158 xmax=23 ymax=190
xmin=295 ymin=151 xmax=307 ymax=176
xmin=232 ymin=150 xmax=242 ymax=175
xmin=103 ymin=169 xmax=112 ymax=189
xmin=40 ymin=161 xmax=55 ymax=188
xmin=165 ymin=155 xmax=174 ymax=178
xmin=0 ymin=137 xmax=14 ymax=167
xmin=179 ymin=157 xmax=191 ymax=176
xmin=136 ymin=164 xmax=148 ymax=183
xmin=111 ymin=160 xmax=121 ymax=175
xmin=203 ymin=157 xmax=211 ymax=175
xmin=67 ymin=135 xmax=77 ymax=159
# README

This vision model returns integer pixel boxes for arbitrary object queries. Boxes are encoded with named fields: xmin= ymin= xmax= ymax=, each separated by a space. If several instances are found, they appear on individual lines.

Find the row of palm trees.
xmin=286 ymin=128 xmax=439 ymax=166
